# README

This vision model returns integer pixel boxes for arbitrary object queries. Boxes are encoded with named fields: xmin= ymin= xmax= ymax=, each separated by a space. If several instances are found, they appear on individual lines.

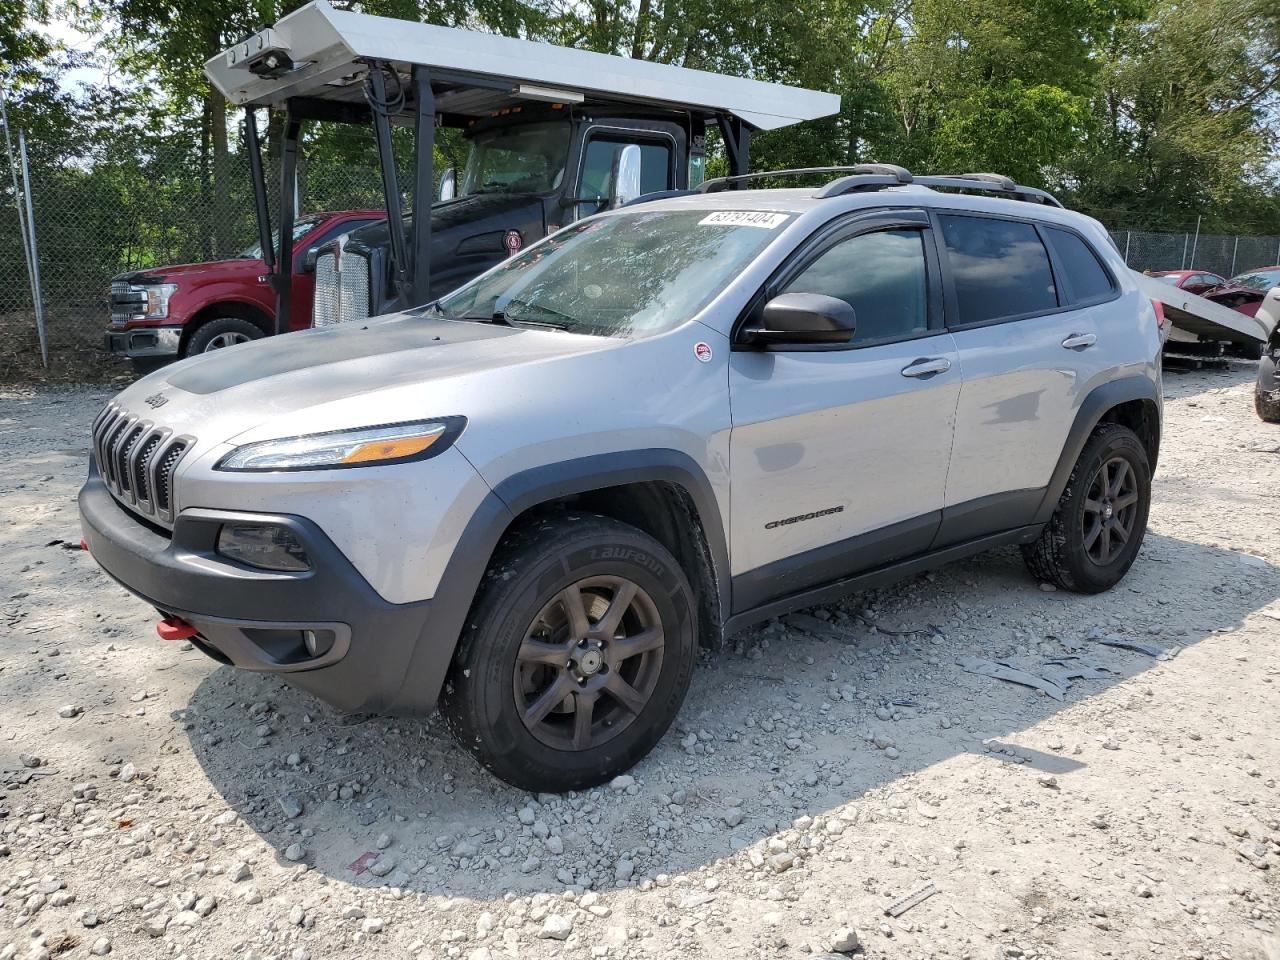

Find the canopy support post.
xmin=274 ymin=110 xmax=302 ymax=336
xmin=244 ymin=108 xmax=276 ymax=278
xmin=368 ymin=64 xmax=411 ymax=305
xmin=410 ymin=66 xmax=435 ymax=306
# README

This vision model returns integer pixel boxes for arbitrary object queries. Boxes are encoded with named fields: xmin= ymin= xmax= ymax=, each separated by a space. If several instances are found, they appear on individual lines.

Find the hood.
xmin=112 ymin=313 xmax=614 ymax=453
xmin=113 ymin=258 xmax=265 ymax=285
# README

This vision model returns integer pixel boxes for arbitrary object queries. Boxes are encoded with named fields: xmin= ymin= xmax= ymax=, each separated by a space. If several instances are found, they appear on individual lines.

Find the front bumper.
xmin=105 ymin=326 xmax=182 ymax=359
xmin=78 ymin=466 xmax=442 ymax=715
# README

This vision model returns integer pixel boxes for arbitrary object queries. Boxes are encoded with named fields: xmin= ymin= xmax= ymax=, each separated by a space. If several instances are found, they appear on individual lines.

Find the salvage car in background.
xmin=1149 ymin=269 xmax=1267 ymax=318
xmin=106 ymin=210 xmax=383 ymax=372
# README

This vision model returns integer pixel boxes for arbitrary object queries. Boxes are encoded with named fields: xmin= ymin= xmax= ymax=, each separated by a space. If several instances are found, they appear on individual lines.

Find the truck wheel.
xmin=184 ymin=317 xmax=264 ymax=356
xmin=440 ymin=513 xmax=697 ymax=793
xmin=1256 ymin=352 xmax=1280 ymax=423
xmin=1022 ymin=422 xmax=1151 ymax=594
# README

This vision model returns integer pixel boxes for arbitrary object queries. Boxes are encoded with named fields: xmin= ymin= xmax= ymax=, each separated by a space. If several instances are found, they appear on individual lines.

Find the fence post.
xmin=1188 ymin=215 xmax=1200 ymax=269
xmin=1181 ymin=232 xmax=1189 ymax=270
xmin=1123 ymin=231 xmax=1131 ymax=265
xmin=1230 ymin=236 xmax=1239 ymax=277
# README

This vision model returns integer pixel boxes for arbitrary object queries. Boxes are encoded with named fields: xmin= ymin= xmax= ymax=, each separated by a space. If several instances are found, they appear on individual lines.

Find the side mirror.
xmin=746 ymin=293 xmax=856 ymax=345
xmin=301 ymin=247 xmax=320 ymax=274
xmin=438 ymin=167 xmax=457 ymax=202
xmin=608 ymin=144 xmax=643 ymax=208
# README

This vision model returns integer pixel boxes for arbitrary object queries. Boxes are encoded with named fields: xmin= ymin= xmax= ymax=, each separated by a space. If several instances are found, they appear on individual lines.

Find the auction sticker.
xmin=694 ymin=342 xmax=713 ymax=363
xmin=698 ymin=211 xmax=789 ymax=229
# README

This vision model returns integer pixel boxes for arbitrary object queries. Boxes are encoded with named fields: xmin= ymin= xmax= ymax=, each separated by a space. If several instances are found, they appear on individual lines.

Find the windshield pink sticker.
xmin=698 ymin=211 xmax=789 ymax=229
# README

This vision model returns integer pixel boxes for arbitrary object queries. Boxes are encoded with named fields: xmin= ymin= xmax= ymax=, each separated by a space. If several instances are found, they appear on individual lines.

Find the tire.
xmin=1256 ymin=352 xmax=1280 ymax=423
xmin=1022 ymin=422 xmax=1151 ymax=593
xmin=184 ymin=317 xmax=264 ymax=356
xmin=440 ymin=512 xmax=698 ymax=792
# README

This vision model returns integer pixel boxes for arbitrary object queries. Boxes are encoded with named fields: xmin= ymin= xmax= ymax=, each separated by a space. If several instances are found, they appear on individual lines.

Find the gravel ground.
xmin=1 ymin=364 xmax=1278 ymax=960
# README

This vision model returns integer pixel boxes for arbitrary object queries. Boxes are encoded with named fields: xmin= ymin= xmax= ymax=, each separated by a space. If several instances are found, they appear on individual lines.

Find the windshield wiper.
xmin=502 ymin=298 xmax=575 ymax=330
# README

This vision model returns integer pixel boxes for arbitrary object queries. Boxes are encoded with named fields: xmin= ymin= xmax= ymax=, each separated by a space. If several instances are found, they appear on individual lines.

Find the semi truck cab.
xmin=314 ymin=106 xmax=705 ymax=324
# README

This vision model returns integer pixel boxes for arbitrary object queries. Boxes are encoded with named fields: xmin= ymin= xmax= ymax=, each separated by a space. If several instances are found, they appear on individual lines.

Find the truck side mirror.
xmin=438 ymin=168 xmax=457 ymax=202
xmin=608 ymin=144 xmax=642 ymax=208
xmin=301 ymin=247 xmax=320 ymax=274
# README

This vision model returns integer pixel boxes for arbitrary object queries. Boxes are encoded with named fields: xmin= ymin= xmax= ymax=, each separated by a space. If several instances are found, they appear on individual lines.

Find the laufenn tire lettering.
xmin=590 ymin=546 xmax=665 ymax=576
xmin=765 ymin=505 xmax=844 ymax=530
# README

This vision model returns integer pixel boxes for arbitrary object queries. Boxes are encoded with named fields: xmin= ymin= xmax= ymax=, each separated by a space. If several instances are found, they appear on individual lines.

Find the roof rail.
xmin=697 ymin=164 xmax=912 ymax=194
xmin=914 ymin=173 xmax=1063 ymax=207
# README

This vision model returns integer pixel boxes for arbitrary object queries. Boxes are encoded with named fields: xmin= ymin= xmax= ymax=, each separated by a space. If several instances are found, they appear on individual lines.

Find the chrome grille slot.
xmin=131 ymin=434 xmax=163 ymax=503
xmin=339 ymin=252 xmax=370 ymax=325
xmin=90 ymin=403 xmax=192 ymax=524
xmin=153 ymin=441 xmax=188 ymax=514
xmin=313 ymin=252 xmax=339 ymax=327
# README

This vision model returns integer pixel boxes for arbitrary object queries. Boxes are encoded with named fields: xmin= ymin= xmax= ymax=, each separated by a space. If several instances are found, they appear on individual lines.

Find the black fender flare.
xmin=492 ymin=449 xmax=731 ymax=621
xmin=391 ymin=449 xmax=730 ymax=711
xmin=1033 ymin=375 xmax=1161 ymax=525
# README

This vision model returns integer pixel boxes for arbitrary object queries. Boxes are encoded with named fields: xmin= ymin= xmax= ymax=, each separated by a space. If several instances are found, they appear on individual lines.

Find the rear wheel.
xmin=440 ymin=513 xmax=697 ymax=793
xmin=184 ymin=317 xmax=264 ymax=356
xmin=1256 ymin=352 xmax=1280 ymax=423
xmin=1022 ymin=422 xmax=1151 ymax=593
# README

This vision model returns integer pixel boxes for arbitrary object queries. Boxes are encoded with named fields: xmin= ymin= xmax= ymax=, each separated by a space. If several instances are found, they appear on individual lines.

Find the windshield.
xmin=1230 ymin=268 xmax=1280 ymax=291
xmin=239 ymin=215 xmax=322 ymax=259
xmin=459 ymin=121 xmax=571 ymax=197
xmin=436 ymin=209 xmax=793 ymax=338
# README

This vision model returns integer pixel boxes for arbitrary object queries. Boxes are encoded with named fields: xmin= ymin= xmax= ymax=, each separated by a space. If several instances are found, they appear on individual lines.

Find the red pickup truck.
xmin=106 ymin=209 xmax=383 ymax=371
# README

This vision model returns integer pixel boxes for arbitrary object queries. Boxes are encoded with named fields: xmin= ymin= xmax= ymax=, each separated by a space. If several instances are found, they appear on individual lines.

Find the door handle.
xmin=1062 ymin=332 xmax=1097 ymax=350
xmin=901 ymin=357 xmax=952 ymax=378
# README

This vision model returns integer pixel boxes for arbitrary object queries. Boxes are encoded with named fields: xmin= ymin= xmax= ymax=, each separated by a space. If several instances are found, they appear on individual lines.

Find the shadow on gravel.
xmin=182 ymin=531 xmax=1278 ymax=900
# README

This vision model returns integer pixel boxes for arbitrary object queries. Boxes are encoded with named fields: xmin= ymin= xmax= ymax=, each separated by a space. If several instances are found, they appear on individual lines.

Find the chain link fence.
xmin=1110 ymin=229 xmax=1280 ymax=279
xmin=4 ymin=149 xmax=1279 ymax=382
xmin=0 ymin=151 xmax=395 ymax=383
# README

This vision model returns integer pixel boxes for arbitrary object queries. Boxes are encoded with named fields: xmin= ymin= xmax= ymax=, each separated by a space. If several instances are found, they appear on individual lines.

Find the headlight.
xmin=217 ymin=523 xmax=310 ymax=571
xmin=215 ymin=418 xmax=465 ymax=472
xmin=138 ymin=283 xmax=178 ymax=319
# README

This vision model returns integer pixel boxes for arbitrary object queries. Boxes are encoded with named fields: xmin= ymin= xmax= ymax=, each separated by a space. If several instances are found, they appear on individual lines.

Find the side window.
xmin=580 ymin=137 xmax=672 ymax=201
xmin=1043 ymin=226 xmax=1115 ymax=304
xmin=938 ymin=214 xmax=1057 ymax=325
xmin=781 ymin=229 xmax=929 ymax=345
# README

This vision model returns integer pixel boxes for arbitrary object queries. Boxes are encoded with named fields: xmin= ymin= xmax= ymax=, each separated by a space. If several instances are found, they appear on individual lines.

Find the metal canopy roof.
xmin=204 ymin=0 xmax=840 ymax=131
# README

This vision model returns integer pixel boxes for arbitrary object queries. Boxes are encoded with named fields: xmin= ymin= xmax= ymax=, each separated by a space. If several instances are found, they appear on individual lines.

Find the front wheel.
xmin=184 ymin=317 xmax=264 ymax=356
xmin=1022 ymin=422 xmax=1152 ymax=593
xmin=440 ymin=513 xmax=697 ymax=792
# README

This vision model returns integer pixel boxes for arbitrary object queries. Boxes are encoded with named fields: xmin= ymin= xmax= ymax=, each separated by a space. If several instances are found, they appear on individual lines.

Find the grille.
xmin=91 ymin=403 xmax=192 ymax=524
xmin=312 ymin=243 xmax=370 ymax=327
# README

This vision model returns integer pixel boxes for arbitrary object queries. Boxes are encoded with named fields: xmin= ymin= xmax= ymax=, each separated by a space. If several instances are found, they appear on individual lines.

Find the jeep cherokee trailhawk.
xmin=80 ymin=166 xmax=1163 ymax=792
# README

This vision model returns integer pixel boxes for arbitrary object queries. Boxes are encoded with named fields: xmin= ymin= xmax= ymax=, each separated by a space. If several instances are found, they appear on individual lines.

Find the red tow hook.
xmin=79 ymin=538 xmax=89 ymax=551
xmin=156 ymin=617 xmax=198 ymax=642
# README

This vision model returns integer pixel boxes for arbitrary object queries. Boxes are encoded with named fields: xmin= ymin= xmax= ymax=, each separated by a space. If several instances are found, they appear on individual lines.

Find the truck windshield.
xmin=238 ymin=215 xmax=322 ymax=259
xmin=459 ymin=121 xmax=571 ymax=196
xmin=435 ymin=209 xmax=793 ymax=337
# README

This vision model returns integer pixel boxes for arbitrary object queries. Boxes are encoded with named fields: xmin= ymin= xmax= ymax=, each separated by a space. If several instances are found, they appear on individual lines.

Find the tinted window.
xmin=581 ymin=138 xmax=671 ymax=199
xmin=939 ymin=215 xmax=1057 ymax=324
xmin=782 ymin=229 xmax=928 ymax=344
xmin=1044 ymin=227 xmax=1114 ymax=303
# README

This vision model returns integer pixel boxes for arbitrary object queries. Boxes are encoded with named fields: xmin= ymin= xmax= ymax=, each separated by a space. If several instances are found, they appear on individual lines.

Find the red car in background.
xmin=1149 ymin=268 xmax=1270 ymax=318
xmin=106 ymin=209 xmax=384 ymax=372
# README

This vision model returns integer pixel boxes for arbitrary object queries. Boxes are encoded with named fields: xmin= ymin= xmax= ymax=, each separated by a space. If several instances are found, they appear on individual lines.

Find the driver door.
xmin=574 ymin=132 xmax=673 ymax=221
xmin=728 ymin=212 xmax=960 ymax=610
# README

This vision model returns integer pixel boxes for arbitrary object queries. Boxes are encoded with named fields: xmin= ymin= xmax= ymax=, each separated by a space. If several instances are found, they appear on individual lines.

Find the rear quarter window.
xmin=938 ymin=214 xmax=1057 ymax=325
xmin=1043 ymin=227 xmax=1115 ymax=304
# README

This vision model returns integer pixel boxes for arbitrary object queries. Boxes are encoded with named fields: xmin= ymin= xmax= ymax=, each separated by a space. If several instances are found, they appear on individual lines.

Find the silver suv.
xmin=80 ymin=167 xmax=1163 ymax=792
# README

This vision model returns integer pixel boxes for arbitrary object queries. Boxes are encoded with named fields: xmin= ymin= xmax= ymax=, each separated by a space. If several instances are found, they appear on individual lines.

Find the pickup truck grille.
xmin=109 ymin=281 xmax=146 ymax=326
xmin=91 ymin=404 xmax=192 ymax=525
xmin=313 ymin=246 xmax=370 ymax=327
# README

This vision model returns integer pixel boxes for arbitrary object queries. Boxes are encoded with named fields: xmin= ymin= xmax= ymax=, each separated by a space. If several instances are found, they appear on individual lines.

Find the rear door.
xmin=728 ymin=211 xmax=960 ymax=609
xmin=936 ymin=212 xmax=1119 ymax=545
